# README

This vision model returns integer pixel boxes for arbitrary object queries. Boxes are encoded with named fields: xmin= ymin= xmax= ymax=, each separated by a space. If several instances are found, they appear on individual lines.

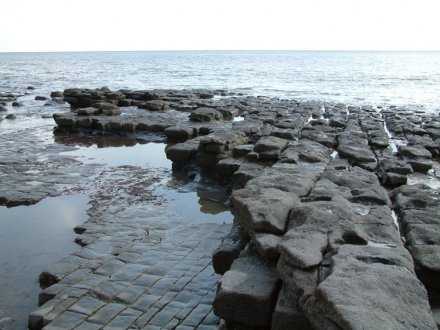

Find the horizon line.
xmin=1 ymin=49 xmax=440 ymax=54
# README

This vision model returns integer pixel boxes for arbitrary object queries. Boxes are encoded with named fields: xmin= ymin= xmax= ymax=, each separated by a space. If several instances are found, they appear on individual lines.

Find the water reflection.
xmin=156 ymin=164 xmax=233 ymax=224
xmin=54 ymin=131 xmax=166 ymax=148
xmin=0 ymin=194 xmax=88 ymax=330
xmin=56 ymin=132 xmax=172 ymax=168
xmin=55 ymin=132 xmax=233 ymax=224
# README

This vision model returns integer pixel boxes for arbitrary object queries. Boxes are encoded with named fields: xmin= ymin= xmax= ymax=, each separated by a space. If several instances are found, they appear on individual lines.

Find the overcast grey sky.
xmin=1 ymin=0 xmax=439 ymax=52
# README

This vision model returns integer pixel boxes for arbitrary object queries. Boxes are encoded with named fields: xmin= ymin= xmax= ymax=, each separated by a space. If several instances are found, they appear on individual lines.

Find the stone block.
xmin=213 ymin=251 xmax=280 ymax=328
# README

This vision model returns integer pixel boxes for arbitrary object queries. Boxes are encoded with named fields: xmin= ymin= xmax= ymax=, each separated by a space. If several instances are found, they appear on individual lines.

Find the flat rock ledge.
xmin=35 ymin=90 xmax=440 ymax=329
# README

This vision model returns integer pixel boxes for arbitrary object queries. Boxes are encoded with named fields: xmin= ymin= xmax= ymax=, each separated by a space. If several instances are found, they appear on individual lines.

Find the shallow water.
xmin=61 ymin=142 xmax=172 ymax=168
xmin=59 ymin=137 xmax=233 ymax=224
xmin=0 ymin=194 xmax=88 ymax=330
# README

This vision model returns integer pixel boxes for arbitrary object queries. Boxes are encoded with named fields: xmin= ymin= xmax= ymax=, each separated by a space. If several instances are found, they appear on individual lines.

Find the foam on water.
xmin=1 ymin=51 xmax=440 ymax=112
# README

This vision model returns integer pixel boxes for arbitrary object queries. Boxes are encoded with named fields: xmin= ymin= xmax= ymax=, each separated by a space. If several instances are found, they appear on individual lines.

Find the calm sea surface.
xmin=1 ymin=51 xmax=440 ymax=112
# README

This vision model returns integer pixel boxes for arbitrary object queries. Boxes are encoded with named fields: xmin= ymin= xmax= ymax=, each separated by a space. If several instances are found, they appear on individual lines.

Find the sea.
xmin=1 ymin=50 xmax=440 ymax=112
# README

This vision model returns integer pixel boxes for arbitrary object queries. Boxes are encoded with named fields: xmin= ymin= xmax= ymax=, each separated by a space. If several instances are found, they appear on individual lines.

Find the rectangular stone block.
xmin=213 ymin=249 xmax=281 ymax=327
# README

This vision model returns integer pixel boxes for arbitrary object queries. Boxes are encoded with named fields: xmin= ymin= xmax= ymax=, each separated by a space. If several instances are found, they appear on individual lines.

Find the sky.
xmin=0 ymin=0 xmax=439 ymax=52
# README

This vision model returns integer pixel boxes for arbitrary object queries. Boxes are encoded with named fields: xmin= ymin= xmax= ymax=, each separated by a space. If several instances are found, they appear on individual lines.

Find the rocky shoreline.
xmin=2 ymin=87 xmax=439 ymax=329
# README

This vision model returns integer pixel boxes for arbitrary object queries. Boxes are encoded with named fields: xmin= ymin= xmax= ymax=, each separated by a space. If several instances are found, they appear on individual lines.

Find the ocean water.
xmin=1 ymin=51 xmax=440 ymax=112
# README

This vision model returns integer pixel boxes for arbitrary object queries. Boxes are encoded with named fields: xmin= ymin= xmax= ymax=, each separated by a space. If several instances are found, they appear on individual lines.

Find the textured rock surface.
xmin=392 ymin=184 xmax=440 ymax=291
xmin=213 ymin=248 xmax=280 ymax=327
xmin=304 ymin=245 xmax=436 ymax=329
xmin=231 ymin=187 xmax=300 ymax=235
xmin=5 ymin=88 xmax=438 ymax=329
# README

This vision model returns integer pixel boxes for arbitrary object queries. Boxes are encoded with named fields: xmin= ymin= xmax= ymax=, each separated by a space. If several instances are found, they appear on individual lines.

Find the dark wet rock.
xmin=253 ymin=233 xmax=282 ymax=261
xmin=392 ymin=184 xmax=440 ymax=210
xmin=50 ymin=91 xmax=63 ymax=98
xmin=0 ymin=92 xmax=18 ymax=103
xmin=329 ymin=116 xmax=347 ymax=128
xmin=35 ymin=96 xmax=48 ymax=101
xmin=405 ymin=225 xmax=440 ymax=246
xmin=213 ymin=248 xmax=281 ymax=328
xmin=407 ymin=135 xmax=439 ymax=156
xmin=216 ymin=158 xmax=244 ymax=177
xmin=280 ymin=139 xmax=332 ymax=164
xmin=231 ymin=186 xmax=300 ymax=235
xmin=298 ymin=101 xmax=323 ymax=118
xmin=165 ymin=137 xmax=202 ymax=163
xmin=303 ymin=245 xmax=436 ymax=330
xmin=287 ymin=197 xmax=401 ymax=251
xmin=322 ymin=165 xmax=380 ymax=190
xmin=12 ymin=101 xmax=24 ymax=107
xmin=408 ymin=159 xmax=433 ymax=173
xmin=5 ymin=114 xmax=16 ymax=120
xmin=271 ymin=127 xmax=298 ymax=140
xmin=216 ymin=106 xmax=239 ymax=120
xmin=93 ymin=102 xmax=119 ymax=112
xmin=0 ymin=105 xmax=7 ymax=112
xmin=350 ymin=186 xmax=392 ymax=206
xmin=196 ymin=130 xmax=248 ymax=168
xmin=380 ymin=172 xmax=407 ymax=187
xmin=233 ymin=144 xmax=254 ymax=157
xmin=399 ymin=145 xmax=433 ymax=159
xmin=199 ymin=130 xmax=248 ymax=154
xmin=195 ymin=151 xmax=218 ymax=167
xmin=279 ymin=225 xmax=328 ymax=269
xmin=276 ymin=257 xmax=318 ymax=298
xmin=27 ymin=86 xmax=36 ymax=90
xmin=301 ymin=129 xmax=336 ymax=148
xmin=378 ymin=158 xmax=414 ymax=175
xmin=189 ymin=107 xmax=223 ymax=122
xmin=337 ymin=140 xmax=377 ymax=164
xmin=308 ymin=178 xmax=353 ymax=201
xmin=176 ymin=103 xmax=197 ymax=112
xmin=138 ymin=100 xmax=168 ymax=111
xmin=77 ymin=107 xmax=100 ymax=116
xmin=232 ymin=162 xmax=265 ymax=188
xmin=53 ymin=112 xmax=78 ymax=130
xmin=232 ymin=118 xmax=263 ymax=135
xmin=399 ymin=208 xmax=440 ymax=228
xmin=408 ymin=245 xmax=440 ymax=290
xmin=247 ymin=163 xmax=325 ymax=197
xmin=368 ymin=132 xmax=389 ymax=148
xmin=199 ymin=91 xmax=214 ymax=99
xmin=117 ymin=99 xmax=132 ymax=107
xmin=257 ymin=123 xmax=273 ymax=137
xmin=212 ymin=224 xmax=249 ymax=275
xmin=43 ymin=100 xmax=59 ymax=107
xmin=271 ymin=285 xmax=313 ymax=330
xmin=163 ymin=125 xmax=196 ymax=140
xmin=274 ymin=114 xmax=306 ymax=130
xmin=253 ymin=136 xmax=289 ymax=161
xmin=392 ymin=184 xmax=440 ymax=290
